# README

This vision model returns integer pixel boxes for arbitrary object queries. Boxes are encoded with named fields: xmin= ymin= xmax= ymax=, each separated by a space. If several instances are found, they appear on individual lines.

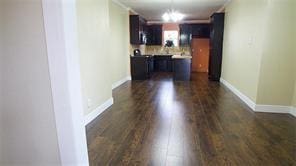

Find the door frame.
xmin=42 ymin=0 xmax=89 ymax=165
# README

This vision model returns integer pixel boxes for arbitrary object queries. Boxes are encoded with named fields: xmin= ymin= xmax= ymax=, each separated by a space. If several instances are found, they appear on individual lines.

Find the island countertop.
xmin=171 ymin=55 xmax=192 ymax=59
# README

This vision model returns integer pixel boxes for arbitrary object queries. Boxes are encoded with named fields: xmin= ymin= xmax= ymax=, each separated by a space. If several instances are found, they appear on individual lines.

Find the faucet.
xmin=165 ymin=47 xmax=170 ymax=54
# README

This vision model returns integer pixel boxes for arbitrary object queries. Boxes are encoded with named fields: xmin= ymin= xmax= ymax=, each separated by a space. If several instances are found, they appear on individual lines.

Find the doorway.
xmin=191 ymin=38 xmax=210 ymax=73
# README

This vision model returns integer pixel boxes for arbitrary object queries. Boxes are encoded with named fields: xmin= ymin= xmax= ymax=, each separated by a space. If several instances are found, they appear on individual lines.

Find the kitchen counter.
xmin=172 ymin=55 xmax=192 ymax=59
xmin=130 ymin=54 xmax=191 ymax=81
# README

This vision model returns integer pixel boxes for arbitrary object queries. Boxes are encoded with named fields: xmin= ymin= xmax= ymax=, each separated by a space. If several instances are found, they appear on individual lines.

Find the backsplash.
xmin=145 ymin=45 xmax=191 ymax=55
xmin=130 ymin=45 xmax=191 ymax=56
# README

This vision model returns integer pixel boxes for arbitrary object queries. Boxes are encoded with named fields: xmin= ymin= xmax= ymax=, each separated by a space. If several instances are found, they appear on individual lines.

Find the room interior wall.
xmin=293 ymin=5 xmax=296 ymax=108
xmin=109 ymin=0 xmax=130 ymax=84
xmin=0 ymin=0 xmax=3 ymax=161
xmin=256 ymin=0 xmax=295 ymax=106
xmin=222 ymin=0 xmax=296 ymax=110
xmin=221 ymin=0 xmax=267 ymax=102
xmin=0 ymin=0 xmax=61 ymax=165
xmin=76 ymin=0 xmax=112 ymax=115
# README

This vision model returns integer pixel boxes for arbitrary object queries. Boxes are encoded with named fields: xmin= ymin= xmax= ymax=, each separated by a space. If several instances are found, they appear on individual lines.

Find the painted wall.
xmin=109 ymin=1 xmax=130 ymax=84
xmin=293 ymin=4 xmax=296 ymax=108
xmin=76 ymin=0 xmax=112 ymax=115
xmin=293 ymin=83 xmax=296 ymax=107
xmin=222 ymin=0 xmax=296 ymax=108
xmin=221 ymin=0 xmax=267 ymax=101
xmin=256 ymin=0 xmax=295 ymax=105
xmin=0 ymin=0 xmax=3 ymax=161
xmin=0 ymin=0 xmax=61 ymax=165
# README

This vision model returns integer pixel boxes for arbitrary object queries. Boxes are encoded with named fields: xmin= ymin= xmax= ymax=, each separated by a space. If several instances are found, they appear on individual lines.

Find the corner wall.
xmin=77 ymin=0 xmax=112 ymax=115
xmin=221 ymin=0 xmax=267 ymax=101
xmin=256 ymin=0 xmax=296 ymax=106
xmin=0 ymin=0 xmax=3 ymax=161
xmin=77 ymin=0 xmax=130 ymax=117
xmin=109 ymin=1 xmax=130 ymax=85
xmin=221 ymin=0 xmax=296 ymax=113
xmin=0 ymin=0 xmax=61 ymax=164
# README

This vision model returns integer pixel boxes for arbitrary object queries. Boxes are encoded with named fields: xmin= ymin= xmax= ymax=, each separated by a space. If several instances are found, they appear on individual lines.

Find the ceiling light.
xmin=162 ymin=11 xmax=185 ymax=22
xmin=162 ymin=13 xmax=170 ymax=22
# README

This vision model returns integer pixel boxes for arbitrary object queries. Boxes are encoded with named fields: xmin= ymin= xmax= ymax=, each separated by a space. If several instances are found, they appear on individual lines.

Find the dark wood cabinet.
xmin=179 ymin=24 xmax=210 ymax=46
xmin=130 ymin=15 xmax=147 ymax=45
xmin=130 ymin=56 xmax=153 ymax=80
xmin=191 ymin=24 xmax=210 ymax=38
xmin=208 ymin=13 xmax=225 ymax=81
xmin=173 ymin=59 xmax=191 ymax=81
xmin=179 ymin=24 xmax=192 ymax=46
xmin=146 ymin=25 xmax=163 ymax=45
xmin=153 ymin=55 xmax=173 ymax=72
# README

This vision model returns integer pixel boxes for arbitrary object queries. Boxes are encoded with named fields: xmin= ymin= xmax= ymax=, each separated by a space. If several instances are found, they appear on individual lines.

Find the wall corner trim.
xmin=112 ymin=0 xmax=129 ymax=11
xmin=220 ymin=78 xmax=296 ymax=118
xmin=220 ymin=78 xmax=256 ymax=110
xmin=84 ymin=98 xmax=114 ymax=126
xmin=112 ymin=76 xmax=131 ymax=90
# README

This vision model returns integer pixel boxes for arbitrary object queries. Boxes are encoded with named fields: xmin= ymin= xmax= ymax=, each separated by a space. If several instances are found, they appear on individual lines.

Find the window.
xmin=164 ymin=30 xmax=179 ymax=47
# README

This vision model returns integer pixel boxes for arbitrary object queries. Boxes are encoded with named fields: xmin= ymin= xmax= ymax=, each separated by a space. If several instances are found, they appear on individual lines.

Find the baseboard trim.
xmin=220 ymin=78 xmax=256 ymax=110
xmin=220 ymin=78 xmax=296 ymax=118
xmin=84 ymin=98 xmax=114 ymax=126
xmin=112 ymin=76 xmax=132 ymax=90
xmin=255 ymin=105 xmax=291 ymax=114
xmin=290 ymin=107 xmax=296 ymax=117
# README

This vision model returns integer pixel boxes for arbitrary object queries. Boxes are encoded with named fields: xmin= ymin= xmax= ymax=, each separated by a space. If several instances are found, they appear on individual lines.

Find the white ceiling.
xmin=116 ymin=0 xmax=230 ymax=21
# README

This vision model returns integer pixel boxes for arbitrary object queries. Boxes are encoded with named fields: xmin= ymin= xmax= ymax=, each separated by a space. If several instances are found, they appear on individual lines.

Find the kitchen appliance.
xmin=134 ymin=49 xmax=141 ymax=56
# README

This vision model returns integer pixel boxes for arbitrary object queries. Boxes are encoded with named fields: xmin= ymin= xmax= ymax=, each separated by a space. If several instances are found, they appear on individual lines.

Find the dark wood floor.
xmin=86 ymin=72 xmax=296 ymax=166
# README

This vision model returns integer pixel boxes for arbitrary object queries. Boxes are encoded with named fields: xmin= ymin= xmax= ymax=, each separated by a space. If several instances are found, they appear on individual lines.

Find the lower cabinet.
xmin=130 ymin=56 xmax=153 ymax=80
xmin=153 ymin=55 xmax=173 ymax=72
xmin=173 ymin=59 xmax=191 ymax=81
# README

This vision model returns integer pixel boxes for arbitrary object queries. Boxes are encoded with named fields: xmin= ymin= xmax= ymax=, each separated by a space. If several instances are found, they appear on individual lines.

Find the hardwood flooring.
xmin=86 ymin=72 xmax=296 ymax=166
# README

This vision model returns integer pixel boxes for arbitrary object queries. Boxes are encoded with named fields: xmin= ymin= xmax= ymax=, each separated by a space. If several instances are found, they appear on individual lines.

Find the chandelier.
xmin=162 ymin=0 xmax=185 ymax=22
xmin=162 ymin=10 xmax=185 ymax=22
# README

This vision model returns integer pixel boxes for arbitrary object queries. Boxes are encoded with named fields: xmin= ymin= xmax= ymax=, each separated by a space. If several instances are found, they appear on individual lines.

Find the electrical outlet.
xmin=87 ymin=99 xmax=92 ymax=108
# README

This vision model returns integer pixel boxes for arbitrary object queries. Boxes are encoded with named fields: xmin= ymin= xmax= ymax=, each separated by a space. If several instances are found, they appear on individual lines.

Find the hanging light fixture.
xmin=162 ymin=0 xmax=185 ymax=22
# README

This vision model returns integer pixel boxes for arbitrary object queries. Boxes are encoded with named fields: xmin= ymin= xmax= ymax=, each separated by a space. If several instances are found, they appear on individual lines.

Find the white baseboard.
xmin=290 ymin=107 xmax=296 ymax=117
xmin=84 ymin=98 xmax=114 ymax=126
xmin=220 ymin=78 xmax=296 ymax=118
xmin=255 ymin=105 xmax=291 ymax=114
xmin=112 ymin=76 xmax=131 ymax=90
xmin=220 ymin=78 xmax=256 ymax=110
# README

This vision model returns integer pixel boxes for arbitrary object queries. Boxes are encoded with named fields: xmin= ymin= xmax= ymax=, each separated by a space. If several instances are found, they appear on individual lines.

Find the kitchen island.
xmin=172 ymin=55 xmax=192 ymax=81
xmin=131 ymin=54 xmax=192 ymax=81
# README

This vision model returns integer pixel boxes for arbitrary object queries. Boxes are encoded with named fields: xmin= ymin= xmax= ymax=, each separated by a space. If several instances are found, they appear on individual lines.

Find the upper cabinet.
xmin=179 ymin=24 xmax=192 ymax=46
xmin=130 ymin=15 xmax=147 ymax=45
xmin=179 ymin=24 xmax=210 ymax=46
xmin=146 ymin=25 xmax=163 ymax=45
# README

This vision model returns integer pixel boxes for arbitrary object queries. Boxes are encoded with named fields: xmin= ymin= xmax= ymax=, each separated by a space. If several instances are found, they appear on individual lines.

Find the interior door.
xmin=191 ymin=38 xmax=210 ymax=72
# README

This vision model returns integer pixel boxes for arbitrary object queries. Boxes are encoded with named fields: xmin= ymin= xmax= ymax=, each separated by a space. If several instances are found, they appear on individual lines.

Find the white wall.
xmin=109 ymin=1 xmax=130 ymax=84
xmin=0 ymin=0 xmax=61 ymax=165
xmin=256 ymin=0 xmax=295 ymax=105
xmin=77 ymin=0 xmax=131 ymax=116
xmin=0 ymin=0 xmax=4 ymax=161
xmin=221 ymin=0 xmax=267 ymax=101
xmin=77 ymin=0 xmax=113 ymax=115
xmin=222 ymin=0 xmax=296 ymax=108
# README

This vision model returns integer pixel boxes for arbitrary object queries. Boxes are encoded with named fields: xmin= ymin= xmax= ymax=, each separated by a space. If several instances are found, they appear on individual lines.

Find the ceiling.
xmin=116 ymin=0 xmax=230 ymax=21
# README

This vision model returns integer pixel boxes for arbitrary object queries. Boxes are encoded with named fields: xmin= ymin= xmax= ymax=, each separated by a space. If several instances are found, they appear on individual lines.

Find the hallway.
xmin=86 ymin=73 xmax=296 ymax=166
